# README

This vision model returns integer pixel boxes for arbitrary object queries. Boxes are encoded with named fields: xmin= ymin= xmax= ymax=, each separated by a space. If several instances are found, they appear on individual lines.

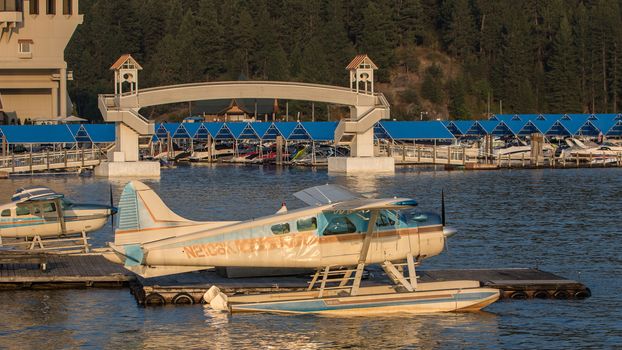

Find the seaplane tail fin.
xmin=114 ymin=181 xmax=193 ymax=246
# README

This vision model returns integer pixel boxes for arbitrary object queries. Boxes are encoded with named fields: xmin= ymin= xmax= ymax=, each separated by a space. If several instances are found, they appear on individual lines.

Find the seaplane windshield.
xmin=398 ymin=209 xmax=442 ymax=227
xmin=60 ymin=199 xmax=73 ymax=209
xmin=319 ymin=209 xmax=405 ymax=236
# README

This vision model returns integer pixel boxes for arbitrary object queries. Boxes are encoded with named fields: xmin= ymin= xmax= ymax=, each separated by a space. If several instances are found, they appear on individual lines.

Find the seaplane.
xmin=0 ymin=186 xmax=117 ymax=250
xmin=106 ymin=181 xmax=500 ymax=316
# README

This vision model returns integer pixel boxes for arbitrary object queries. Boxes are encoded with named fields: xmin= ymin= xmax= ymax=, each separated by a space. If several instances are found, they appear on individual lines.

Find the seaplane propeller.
xmin=441 ymin=189 xmax=457 ymax=252
xmin=109 ymin=184 xmax=116 ymax=231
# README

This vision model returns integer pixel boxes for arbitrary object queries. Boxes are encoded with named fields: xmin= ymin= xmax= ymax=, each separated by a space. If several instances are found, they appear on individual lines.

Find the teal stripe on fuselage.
xmin=0 ymin=215 xmax=98 ymax=229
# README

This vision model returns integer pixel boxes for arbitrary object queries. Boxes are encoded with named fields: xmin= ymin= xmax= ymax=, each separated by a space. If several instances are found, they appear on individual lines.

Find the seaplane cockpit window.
xmin=323 ymin=217 xmax=357 ymax=236
xmin=1 ymin=209 xmax=10 ymax=217
xmin=42 ymin=203 xmax=56 ymax=213
xmin=376 ymin=211 xmax=396 ymax=228
xmin=16 ymin=206 xmax=30 ymax=216
xmin=271 ymin=223 xmax=291 ymax=235
xmin=297 ymin=217 xmax=317 ymax=232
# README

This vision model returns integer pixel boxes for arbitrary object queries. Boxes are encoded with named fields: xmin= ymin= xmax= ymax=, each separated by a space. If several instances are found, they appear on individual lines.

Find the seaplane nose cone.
xmin=443 ymin=227 xmax=457 ymax=238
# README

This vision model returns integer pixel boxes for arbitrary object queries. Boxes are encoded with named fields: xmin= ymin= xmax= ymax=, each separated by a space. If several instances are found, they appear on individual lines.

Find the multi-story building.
xmin=0 ymin=0 xmax=82 ymax=123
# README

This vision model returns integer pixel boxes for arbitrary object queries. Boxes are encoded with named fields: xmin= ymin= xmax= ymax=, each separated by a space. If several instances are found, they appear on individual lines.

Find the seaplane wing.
xmin=328 ymin=198 xmax=418 ymax=212
xmin=11 ymin=186 xmax=64 ymax=203
xmin=293 ymin=184 xmax=361 ymax=206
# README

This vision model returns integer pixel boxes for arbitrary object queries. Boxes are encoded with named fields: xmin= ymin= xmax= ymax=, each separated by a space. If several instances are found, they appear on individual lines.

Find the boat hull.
xmin=230 ymin=287 xmax=500 ymax=316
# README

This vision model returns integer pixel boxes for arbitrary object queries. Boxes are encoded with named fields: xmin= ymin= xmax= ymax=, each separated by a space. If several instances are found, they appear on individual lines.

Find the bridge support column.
xmin=94 ymin=123 xmax=160 ymax=177
xmin=328 ymin=106 xmax=394 ymax=174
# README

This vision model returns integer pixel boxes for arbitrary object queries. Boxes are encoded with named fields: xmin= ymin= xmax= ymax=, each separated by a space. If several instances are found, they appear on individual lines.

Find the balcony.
xmin=0 ymin=11 xmax=22 ymax=23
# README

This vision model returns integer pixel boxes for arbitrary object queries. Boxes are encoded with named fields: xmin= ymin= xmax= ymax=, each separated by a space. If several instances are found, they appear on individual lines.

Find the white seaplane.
xmin=0 ymin=186 xmax=116 ymax=248
xmin=106 ymin=181 xmax=500 ymax=316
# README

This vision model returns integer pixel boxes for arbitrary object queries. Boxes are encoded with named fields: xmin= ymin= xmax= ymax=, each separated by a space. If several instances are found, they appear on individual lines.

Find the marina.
xmin=0 ymin=0 xmax=620 ymax=346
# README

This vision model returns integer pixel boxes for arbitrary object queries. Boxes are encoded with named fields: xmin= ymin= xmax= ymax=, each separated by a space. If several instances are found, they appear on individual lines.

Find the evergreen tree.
xmin=546 ymin=16 xmax=581 ymax=113
xmin=397 ymin=0 xmax=425 ymax=45
xmin=448 ymin=76 xmax=470 ymax=117
xmin=445 ymin=0 xmax=476 ymax=60
xmin=359 ymin=0 xmax=397 ymax=80
xmin=176 ymin=9 xmax=201 ymax=83
xmin=195 ymin=0 xmax=225 ymax=80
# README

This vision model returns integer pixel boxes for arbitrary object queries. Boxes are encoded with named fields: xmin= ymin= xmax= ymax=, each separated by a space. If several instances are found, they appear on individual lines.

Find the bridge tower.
xmin=112 ymin=54 xmax=141 ymax=96
xmin=347 ymin=54 xmax=377 ymax=94
xmin=94 ymin=54 xmax=158 ymax=177
xmin=329 ymin=54 xmax=394 ymax=173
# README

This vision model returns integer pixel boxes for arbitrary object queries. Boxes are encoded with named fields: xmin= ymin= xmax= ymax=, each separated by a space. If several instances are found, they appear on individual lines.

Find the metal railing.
xmin=0 ymin=147 xmax=108 ymax=173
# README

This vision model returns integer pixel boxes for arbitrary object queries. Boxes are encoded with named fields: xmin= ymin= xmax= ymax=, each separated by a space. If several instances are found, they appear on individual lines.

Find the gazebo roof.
xmin=346 ymin=54 xmax=378 ymax=70
xmin=110 ymin=54 xmax=143 ymax=70
xmin=220 ymin=99 xmax=250 ymax=115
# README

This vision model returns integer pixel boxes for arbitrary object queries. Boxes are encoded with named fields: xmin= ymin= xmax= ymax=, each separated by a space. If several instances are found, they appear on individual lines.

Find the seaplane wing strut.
xmin=351 ymin=209 xmax=379 ymax=296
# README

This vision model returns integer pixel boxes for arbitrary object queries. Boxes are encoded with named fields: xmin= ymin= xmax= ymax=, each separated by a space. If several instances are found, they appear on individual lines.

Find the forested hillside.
xmin=67 ymin=0 xmax=622 ymax=121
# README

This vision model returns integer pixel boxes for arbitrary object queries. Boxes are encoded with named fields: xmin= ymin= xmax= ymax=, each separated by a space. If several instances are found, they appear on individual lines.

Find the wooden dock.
xmin=0 ymin=251 xmax=591 ymax=304
xmin=0 ymin=252 xmax=135 ymax=289
xmin=132 ymin=267 xmax=591 ymax=306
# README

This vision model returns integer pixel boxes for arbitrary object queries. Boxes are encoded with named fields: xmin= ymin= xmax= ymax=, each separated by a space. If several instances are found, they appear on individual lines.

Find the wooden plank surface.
xmin=0 ymin=253 xmax=134 ymax=286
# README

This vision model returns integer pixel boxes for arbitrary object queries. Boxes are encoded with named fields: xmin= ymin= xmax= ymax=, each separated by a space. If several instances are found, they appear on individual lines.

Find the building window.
xmin=62 ymin=0 xmax=70 ymax=14
xmin=46 ymin=0 xmax=54 ymax=14
xmin=0 ymin=0 xmax=22 ymax=11
xmin=18 ymin=40 xmax=31 ymax=53
xmin=29 ymin=0 xmax=38 ymax=14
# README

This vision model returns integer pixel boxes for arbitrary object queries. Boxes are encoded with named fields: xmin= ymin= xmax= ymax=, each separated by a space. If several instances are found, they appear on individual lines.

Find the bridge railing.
xmin=0 ymin=148 xmax=108 ymax=173
xmin=378 ymin=144 xmax=475 ymax=164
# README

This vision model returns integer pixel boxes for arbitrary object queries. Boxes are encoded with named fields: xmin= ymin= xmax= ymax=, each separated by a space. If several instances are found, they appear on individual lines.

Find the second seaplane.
xmin=0 ymin=186 xmax=117 ymax=251
xmin=106 ymin=181 xmax=499 ymax=315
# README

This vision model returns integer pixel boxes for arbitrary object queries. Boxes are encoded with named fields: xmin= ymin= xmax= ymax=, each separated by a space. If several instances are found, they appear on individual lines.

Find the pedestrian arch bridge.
xmin=99 ymin=80 xmax=390 ymax=159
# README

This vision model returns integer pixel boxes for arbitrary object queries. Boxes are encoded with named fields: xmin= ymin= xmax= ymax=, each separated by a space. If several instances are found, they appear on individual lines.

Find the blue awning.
xmin=544 ymin=121 xmax=571 ymax=137
xmin=172 ymin=123 xmax=191 ymax=139
xmin=0 ymin=125 xmax=76 ymax=144
xmin=605 ymin=120 xmax=622 ymax=136
xmin=379 ymin=121 xmax=454 ymax=140
xmin=273 ymin=122 xmax=298 ymax=139
xmin=67 ymin=124 xmax=90 ymax=142
xmin=301 ymin=122 xmax=338 ymax=141
xmin=183 ymin=123 xmax=201 ymax=139
xmin=83 ymin=124 xmax=115 ymax=143
xmin=446 ymin=121 xmax=475 ymax=136
xmin=227 ymin=122 xmax=259 ymax=140
xmin=478 ymin=121 xmax=514 ymax=136
xmin=261 ymin=123 xmax=283 ymax=140
xmin=250 ymin=122 xmax=272 ymax=139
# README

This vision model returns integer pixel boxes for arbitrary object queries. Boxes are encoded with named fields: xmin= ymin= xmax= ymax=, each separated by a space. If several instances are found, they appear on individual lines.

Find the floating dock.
xmin=0 ymin=251 xmax=590 ymax=303
xmin=0 ymin=252 xmax=134 ymax=289
xmin=132 ymin=267 xmax=591 ymax=306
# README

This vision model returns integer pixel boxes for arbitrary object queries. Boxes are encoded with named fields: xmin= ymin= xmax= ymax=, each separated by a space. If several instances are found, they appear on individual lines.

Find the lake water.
xmin=0 ymin=164 xmax=620 ymax=349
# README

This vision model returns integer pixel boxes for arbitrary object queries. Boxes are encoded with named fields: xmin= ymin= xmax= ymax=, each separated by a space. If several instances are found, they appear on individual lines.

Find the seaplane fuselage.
xmin=110 ymin=181 xmax=449 ymax=275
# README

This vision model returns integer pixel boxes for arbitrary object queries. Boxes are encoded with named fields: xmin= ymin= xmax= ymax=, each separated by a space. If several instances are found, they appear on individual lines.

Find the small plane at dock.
xmin=0 ymin=186 xmax=117 ymax=243
xmin=106 ymin=181 xmax=499 ymax=315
